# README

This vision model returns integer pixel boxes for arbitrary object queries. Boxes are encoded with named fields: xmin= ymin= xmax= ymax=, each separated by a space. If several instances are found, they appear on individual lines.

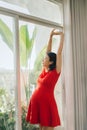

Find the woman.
xmin=26 ymin=29 xmax=64 ymax=130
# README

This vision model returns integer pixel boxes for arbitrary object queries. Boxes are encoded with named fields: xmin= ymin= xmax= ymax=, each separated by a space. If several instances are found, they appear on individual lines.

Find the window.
xmin=0 ymin=0 xmax=63 ymax=24
xmin=0 ymin=14 xmax=16 ymax=129
xmin=0 ymin=1 xmax=64 ymax=129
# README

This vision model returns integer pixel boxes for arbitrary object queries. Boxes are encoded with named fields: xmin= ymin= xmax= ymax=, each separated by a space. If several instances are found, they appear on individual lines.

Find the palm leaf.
xmin=19 ymin=25 xmax=36 ymax=66
xmin=0 ymin=19 xmax=13 ymax=50
xmin=0 ymin=20 xmax=36 ymax=67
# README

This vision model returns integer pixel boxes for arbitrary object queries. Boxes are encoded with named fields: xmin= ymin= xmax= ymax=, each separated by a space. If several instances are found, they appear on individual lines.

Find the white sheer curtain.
xmin=64 ymin=0 xmax=87 ymax=130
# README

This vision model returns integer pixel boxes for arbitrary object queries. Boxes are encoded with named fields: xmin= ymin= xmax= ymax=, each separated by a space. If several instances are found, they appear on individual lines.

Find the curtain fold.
xmin=70 ymin=0 xmax=87 ymax=130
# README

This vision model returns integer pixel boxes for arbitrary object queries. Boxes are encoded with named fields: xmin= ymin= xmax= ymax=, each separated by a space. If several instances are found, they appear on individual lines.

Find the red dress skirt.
xmin=26 ymin=69 xmax=61 ymax=127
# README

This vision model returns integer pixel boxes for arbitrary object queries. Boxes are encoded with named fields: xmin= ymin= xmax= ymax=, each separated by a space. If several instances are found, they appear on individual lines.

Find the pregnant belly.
xmin=30 ymin=85 xmax=54 ymax=102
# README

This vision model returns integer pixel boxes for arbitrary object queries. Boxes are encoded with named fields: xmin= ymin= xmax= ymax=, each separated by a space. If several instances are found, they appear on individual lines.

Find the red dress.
xmin=26 ymin=69 xmax=61 ymax=127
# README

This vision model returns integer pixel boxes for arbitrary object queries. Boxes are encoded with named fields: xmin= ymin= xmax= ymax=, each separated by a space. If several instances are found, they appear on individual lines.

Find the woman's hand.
xmin=46 ymin=29 xmax=64 ymax=53
xmin=50 ymin=29 xmax=63 ymax=37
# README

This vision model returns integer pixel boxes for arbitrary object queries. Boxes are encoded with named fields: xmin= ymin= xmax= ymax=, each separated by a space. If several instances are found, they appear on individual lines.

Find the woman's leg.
xmin=42 ymin=126 xmax=54 ymax=130
xmin=39 ymin=124 xmax=42 ymax=130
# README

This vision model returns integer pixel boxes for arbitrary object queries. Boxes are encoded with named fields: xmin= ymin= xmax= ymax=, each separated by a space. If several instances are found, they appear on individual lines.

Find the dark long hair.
xmin=47 ymin=52 xmax=56 ymax=70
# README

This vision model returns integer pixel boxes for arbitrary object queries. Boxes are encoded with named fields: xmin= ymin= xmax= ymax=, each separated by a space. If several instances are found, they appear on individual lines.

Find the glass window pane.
xmin=1 ymin=0 xmax=63 ymax=24
xmin=26 ymin=0 xmax=63 ymax=24
xmin=0 ymin=14 xmax=16 ymax=129
xmin=19 ymin=20 xmax=64 ymax=129
xmin=0 ymin=1 xmax=29 ymax=15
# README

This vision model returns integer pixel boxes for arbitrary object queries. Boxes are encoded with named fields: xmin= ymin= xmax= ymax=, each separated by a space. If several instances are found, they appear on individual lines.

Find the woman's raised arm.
xmin=46 ymin=29 xmax=60 ymax=53
xmin=46 ymin=29 xmax=64 ymax=73
xmin=56 ymin=31 xmax=64 ymax=73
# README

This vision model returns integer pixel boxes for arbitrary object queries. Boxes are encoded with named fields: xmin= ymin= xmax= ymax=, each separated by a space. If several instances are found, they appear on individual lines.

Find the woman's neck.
xmin=44 ymin=67 xmax=49 ymax=72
